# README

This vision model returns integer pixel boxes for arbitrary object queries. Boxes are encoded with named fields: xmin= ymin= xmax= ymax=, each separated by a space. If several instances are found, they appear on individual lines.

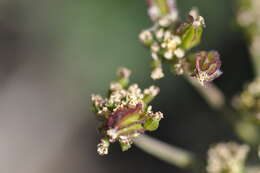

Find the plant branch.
xmin=184 ymin=76 xmax=260 ymax=146
xmin=184 ymin=75 xmax=225 ymax=110
xmin=250 ymin=41 xmax=260 ymax=77
xmin=134 ymin=134 xmax=205 ymax=173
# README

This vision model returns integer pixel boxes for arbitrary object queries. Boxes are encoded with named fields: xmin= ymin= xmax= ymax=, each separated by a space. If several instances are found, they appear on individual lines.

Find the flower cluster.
xmin=91 ymin=67 xmax=163 ymax=155
xmin=146 ymin=0 xmax=178 ymax=25
xmin=139 ymin=0 xmax=222 ymax=86
xmin=207 ymin=142 xmax=250 ymax=173
xmin=237 ymin=0 xmax=260 ymax=65
xmin=233 ymin=78 xmax=260 ymax=123
xmin=237 ymin=0 xmax=260 ymax=32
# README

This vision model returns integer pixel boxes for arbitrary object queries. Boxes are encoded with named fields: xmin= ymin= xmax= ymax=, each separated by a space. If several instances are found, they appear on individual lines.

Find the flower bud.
xmin=143 ymin=85 xmax=160 ymax=103
xmin=188 ymin=8 xmax=205 ymax=28
xmin=151 ymin=66 xmax=164 ymax=80
xmin=116 ymin=67 xmax=132 ymax=88
xmin=97 ymin=138 xmax=110 ymax=155
xmin=139 ymin=30 xmax=154 ymax=46
xmin=146 ymin=0 xmax=178 ymax=24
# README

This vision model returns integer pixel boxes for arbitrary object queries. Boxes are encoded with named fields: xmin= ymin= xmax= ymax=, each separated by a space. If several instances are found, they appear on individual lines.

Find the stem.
xmin=184 ymin=75 xmax=225 ymax=110
xmin=250 ymin=41 xmax=260 ymax=77
xmin=134 ymin=134 xmax=205 ymax=172
xmin=184 ymin=75 xmax=260 ymax=146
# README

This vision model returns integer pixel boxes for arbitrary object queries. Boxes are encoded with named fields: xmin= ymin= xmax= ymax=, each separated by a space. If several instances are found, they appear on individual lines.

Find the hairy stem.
xmin=134 ymin=134 xmax=205 ymax=172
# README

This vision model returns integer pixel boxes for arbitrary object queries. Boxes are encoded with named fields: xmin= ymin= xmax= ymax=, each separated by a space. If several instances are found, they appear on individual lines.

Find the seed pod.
xmin=192 ymin=51 xmax=222 ymax=86
xmin=177 ymin=8 xmax=205 ymax=50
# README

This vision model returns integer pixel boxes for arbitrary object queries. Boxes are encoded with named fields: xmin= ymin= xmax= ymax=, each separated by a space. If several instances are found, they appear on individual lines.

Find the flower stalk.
xmin=134 ymin=134 xmax=205 ymax=172
xmin=184 ymin=75 xmax=225 ymax=110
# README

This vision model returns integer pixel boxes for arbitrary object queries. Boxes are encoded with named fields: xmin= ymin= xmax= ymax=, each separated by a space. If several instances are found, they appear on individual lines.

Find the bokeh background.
xmin=0 ymin=0 xmax=254 ymax=173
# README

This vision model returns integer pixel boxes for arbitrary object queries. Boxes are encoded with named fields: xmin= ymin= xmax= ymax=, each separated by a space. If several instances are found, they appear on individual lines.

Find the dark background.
xmin=0 ymin=0 xmax=254 ymax=173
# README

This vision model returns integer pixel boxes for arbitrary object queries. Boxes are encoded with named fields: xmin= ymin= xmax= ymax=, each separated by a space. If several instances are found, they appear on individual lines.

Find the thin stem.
xmin=250 ymin=43 xmax=260 ymax=77
xmin=184 ymin=75 xmax=260 ymax=146
xmin=134 ymin=134 xmax=205 ymax=173
xmin=184 ymin=75 xmax=225 ymax=110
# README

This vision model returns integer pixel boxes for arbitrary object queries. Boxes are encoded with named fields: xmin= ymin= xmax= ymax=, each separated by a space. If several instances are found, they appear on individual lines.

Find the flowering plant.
xmin=91 ymin=0 xmax=260 ymax=173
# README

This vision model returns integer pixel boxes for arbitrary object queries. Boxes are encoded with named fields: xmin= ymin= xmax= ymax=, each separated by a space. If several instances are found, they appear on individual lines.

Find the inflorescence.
xmin=233 ymin=78 xmax=260 ymax=123
xmin=207 ymin=142 xmax=249 ymax=173
xmin=139 ymin=0 xmax=222 ymax=86
xmin=91 ymin=67 xmax=163 ymax=155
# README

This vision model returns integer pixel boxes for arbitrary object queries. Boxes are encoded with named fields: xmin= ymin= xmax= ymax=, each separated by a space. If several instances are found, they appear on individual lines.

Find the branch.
xmin=250 ymin=42 xmax=260 ymax=77
xmin=184 ymin=75 xmax=225 ymax=110
xmin=134 ymin=134 xmax=205 ymax=173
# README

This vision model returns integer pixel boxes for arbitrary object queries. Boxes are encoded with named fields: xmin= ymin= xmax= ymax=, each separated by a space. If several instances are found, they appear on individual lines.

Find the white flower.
xmin=117 ymin=67 xmax=132 ymax=79
xmin=97 ymin=139 xmax=110 ymax=155
xmin=164 ymin=51 xmax=173 ymax=59
xmin=174 ymin=48 xmax=185 ymax=58
xmin=151 ymin=52 xmax=159 ymax=60
xmin=189 ymin=8 xmax=205 ymax=27
xmin=156 ymin=28 xmax=165 ymax=40
xmin=139 ymin=30 xmax=153 ymax=44
xmin=151 ymin=42 xmax=160 ymax=52
xmin=207 ymin=142 xmax=249 ymax=173
xmin=144 ymin=85 xmax=160 ymax=97
xmin=149 ymin=111 xmax=164 ymax=120
xmin=110 ymin=82 xmax=122 ymax=91
xmin=151 ymin=67 xmax=164 ymax=80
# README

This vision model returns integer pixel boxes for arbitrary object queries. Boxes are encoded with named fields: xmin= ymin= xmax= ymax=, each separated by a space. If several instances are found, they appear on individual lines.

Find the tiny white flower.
xmin=189 ymin=8 xmax=205 ymax=27
xmin=151 ymin=52 xmax=159 ymax=60
xmin=155 ymin=28 xmax=165 ymax=40
xmin=164 ymin=51 xmax=173 ymax=59
xmin=151 ymin=42 xmax=160 ymax=52
xmin=174 ymin=48 xmax=185 ymax=58
xmin=144 ymin=85 xmax=160 ymax=97
xmin=139 ymin=30 xmax=153 ymax=43
xmin=97 ymin=139 xmax=110 ymax=155
xmin=151 ymin=67 xmax=164 ymax=80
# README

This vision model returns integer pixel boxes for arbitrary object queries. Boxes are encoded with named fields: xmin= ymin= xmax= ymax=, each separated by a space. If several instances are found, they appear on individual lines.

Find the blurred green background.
xmin=0 ymin=0 xmax=254 ymax=173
